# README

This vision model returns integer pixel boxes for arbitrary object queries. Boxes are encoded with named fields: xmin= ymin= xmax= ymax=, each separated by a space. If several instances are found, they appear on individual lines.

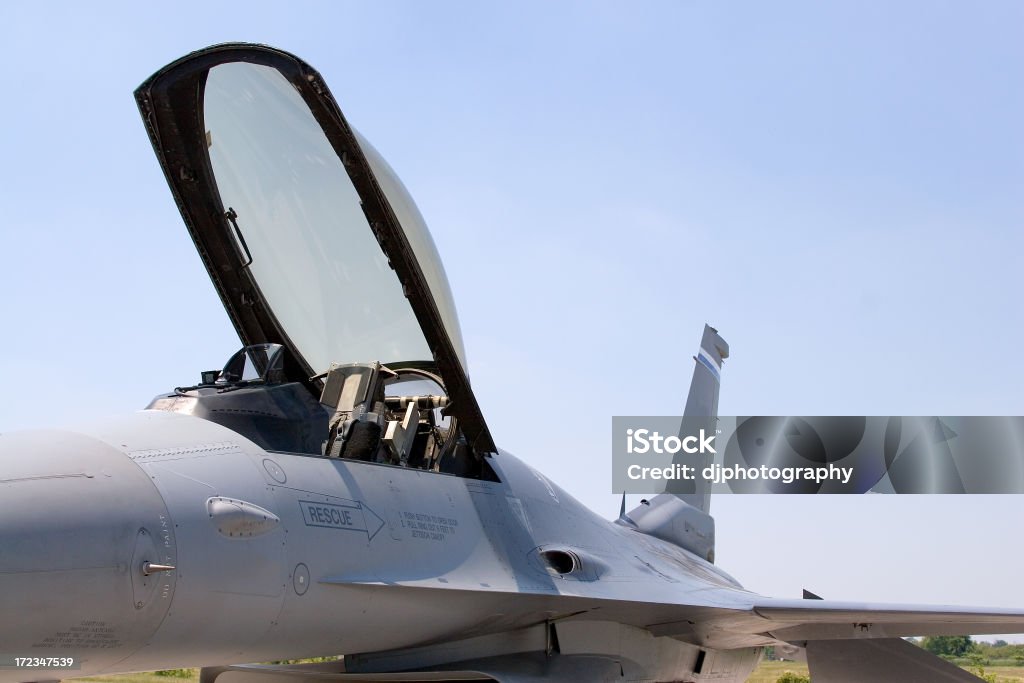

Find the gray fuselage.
xmin=0 ymin=410 xmax=761 ymax=682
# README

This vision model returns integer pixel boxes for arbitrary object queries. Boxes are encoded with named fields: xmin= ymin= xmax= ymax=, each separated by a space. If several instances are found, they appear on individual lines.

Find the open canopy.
xmin=135 ymin=44 xmax=494 ymax=453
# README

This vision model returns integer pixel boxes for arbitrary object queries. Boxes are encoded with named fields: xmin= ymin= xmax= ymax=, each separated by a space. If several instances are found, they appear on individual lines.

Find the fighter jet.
xmin=1 ymin=43 xmax=1021 ymax=683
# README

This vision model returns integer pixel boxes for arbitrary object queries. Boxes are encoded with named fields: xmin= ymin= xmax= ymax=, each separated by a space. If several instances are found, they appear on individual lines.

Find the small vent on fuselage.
xmin=540 ymin=549 xmax=580 ymax=575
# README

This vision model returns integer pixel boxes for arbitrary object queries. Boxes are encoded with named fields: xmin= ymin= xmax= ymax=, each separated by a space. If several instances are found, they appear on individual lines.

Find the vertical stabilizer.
xmin=627 ymin=325 xmax=726 ymax=561
xmin=684 ymin=324 xmax=729 ymax=421
xmin=667 ymin=324 xmax=728 ymax=514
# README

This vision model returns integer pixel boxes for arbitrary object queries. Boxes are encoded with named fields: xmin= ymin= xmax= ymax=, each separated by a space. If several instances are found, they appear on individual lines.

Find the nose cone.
xmin=0 ymin=430 xmax=175 ymax=680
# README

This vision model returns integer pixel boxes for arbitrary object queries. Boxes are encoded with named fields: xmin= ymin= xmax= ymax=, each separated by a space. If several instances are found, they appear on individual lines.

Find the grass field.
xmin=744 ymin=661 xmax=810 ymax=683
xmin=77 ymin=661 xmax=1024 ymax=682
xmin=83 ymin=674 xmax=198 ymax=683
xmin=746 ymin=659 xmax=1024 ymax=682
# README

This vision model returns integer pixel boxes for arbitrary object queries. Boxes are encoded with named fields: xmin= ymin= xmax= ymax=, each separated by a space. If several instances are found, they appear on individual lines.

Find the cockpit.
xmin=135 ymin=46 xmax=498 ymax=481
xmin=148 ymin=344 xmax=497 ymax=481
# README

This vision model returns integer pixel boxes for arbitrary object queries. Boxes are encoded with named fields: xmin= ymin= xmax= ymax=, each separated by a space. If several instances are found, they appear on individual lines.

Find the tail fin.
xmin=626 ymin=325 xmax=727 ymax=561
xmin=668 ymin=324 xmax=728 ymax=513
xmin=684 ymin=324 xmax=729 ymax=420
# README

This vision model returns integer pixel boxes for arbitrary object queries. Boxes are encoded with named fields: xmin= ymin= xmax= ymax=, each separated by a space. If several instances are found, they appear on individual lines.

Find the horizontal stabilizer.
xmin=807 ymin=638 xmax=985 ymax=682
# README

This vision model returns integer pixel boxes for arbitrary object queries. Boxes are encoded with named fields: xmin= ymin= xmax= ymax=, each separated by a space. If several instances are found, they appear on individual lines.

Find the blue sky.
xmin=1 ymin=2 xmax=1022 ymax=631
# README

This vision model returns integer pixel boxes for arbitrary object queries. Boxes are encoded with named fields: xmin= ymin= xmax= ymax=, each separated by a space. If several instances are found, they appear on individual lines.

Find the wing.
xmin=748 ymin=597 xmax=1024 ymax=642
xmin=320 ymin=579 xmax=1024 ymax=647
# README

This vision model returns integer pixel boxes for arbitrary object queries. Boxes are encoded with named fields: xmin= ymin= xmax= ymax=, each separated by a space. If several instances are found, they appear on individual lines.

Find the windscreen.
xmin=202 ymin=62 xmax=464 ymax=375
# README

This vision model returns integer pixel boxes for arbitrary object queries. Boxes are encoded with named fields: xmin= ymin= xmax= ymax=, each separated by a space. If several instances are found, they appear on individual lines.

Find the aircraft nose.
xmin=0 ymin=430 xmax=175 ymax=679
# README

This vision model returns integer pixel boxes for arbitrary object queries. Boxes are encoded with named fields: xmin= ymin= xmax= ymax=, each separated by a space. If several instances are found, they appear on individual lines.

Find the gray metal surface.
xmin=806 ymin=638 xmax=986 ymax=682
xmin=3 ymin=408 xmax=1023 ymax=682
xmin=0 ymin=429 xmax=176 ymax=674
xmin=672 ymin=324 xmax=729 ymax=512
